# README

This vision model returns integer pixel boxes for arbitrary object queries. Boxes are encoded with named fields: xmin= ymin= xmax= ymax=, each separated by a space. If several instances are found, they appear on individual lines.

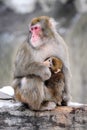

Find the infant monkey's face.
xmin=44 ymin=57 xmax=63 ymax=73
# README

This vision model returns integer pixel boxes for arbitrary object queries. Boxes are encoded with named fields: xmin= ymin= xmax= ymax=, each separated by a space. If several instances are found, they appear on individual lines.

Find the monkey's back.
xmin=45 ymin=72 xmax=65 ymax=87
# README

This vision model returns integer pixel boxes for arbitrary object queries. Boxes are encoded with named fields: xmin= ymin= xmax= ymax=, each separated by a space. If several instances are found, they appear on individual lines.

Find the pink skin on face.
xmin=31 ymin=26 xmax=41 ymax=42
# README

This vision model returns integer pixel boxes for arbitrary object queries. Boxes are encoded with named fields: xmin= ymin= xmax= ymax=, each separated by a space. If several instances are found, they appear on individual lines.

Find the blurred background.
xmin=0 ymin=0 xmax=87 ymax=103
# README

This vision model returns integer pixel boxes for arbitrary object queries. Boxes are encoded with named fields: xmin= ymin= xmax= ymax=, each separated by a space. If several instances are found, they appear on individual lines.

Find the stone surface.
xmin=0 ymin=100 xmax=87 ymax=130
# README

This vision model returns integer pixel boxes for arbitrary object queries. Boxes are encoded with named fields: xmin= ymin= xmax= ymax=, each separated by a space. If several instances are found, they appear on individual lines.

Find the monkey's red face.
xmin=29 ymin=16 xmax=55 ymax=48
xmin=30 ymin=25 xmax=41 ymax=41
xmin=29 ymin=24 xmax=44 ymax=48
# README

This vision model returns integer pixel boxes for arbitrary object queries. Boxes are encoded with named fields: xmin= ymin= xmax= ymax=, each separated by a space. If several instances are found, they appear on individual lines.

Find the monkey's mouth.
xmin=31 ymin=32 xmax=44 ymax=44
xmin=30 ymin=35 xmax=43 ymax=48
xmin=32 ymin=34 xmax=40 ymax=42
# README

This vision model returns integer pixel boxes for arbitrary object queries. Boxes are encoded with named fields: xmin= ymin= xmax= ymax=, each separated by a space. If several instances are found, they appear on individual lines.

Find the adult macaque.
xmin=12 ymin=16 xmax=71 ymax=110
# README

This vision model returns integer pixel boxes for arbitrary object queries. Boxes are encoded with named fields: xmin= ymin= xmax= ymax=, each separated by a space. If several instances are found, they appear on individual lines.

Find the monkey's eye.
xmin=31 ymin=26 xmax=39 ymax=31
xmin=31 ymin=26 xmax=40 ymax=32
xmin=34 ymin=27 xmax=38 ymax=30
xmin=52 ymin=59 xmax=56 ymax=66
xmin=48 ymin=59 xmax=51 ymax=62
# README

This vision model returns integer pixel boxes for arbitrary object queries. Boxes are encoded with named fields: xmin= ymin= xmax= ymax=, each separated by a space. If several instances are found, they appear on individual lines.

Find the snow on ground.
xmin=0 ymin=86 xmax=85 ymax=108
xmin=68 ymin=101 xmax=84 ymax=107
xmin=0 ymin=100 xmax=21 ymax=108
xmin=0 ymin=86 xmax=14 ymax=96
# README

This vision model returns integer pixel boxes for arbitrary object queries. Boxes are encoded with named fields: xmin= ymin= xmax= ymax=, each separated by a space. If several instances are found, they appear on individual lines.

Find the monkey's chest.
xmin=33 ymin=43 xmax=59 ymax=62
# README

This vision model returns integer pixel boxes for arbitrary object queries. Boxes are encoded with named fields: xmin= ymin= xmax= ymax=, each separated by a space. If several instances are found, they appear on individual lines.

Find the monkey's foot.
xmin=40 ymin=101 xmax=56 ymax=110
xmin=57 ymin=101 xmax=61 ymax=106
xmin=61 ymin=100 xmax=68 ymax=106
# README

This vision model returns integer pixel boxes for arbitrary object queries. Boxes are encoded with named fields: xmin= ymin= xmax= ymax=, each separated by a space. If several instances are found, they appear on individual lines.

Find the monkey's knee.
xmin=12 ymin=78 xmax=28 ymax=103
xmin=12 ymin=78 xmax=21 ymax=89
xmin=13 ymin=77 xmax=46 ymax=110
xmin=12 ymin=79 xmax=22 ymax=101
xmin=61 ymin=92 xmax=70 ymax=106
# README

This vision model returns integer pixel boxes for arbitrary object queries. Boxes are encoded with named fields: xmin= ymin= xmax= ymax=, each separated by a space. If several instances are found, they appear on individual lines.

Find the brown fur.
xmin=44 ymin=57 xmax=65 ymax=105
xmin=31 ymin=16 xmax=51 ymax=27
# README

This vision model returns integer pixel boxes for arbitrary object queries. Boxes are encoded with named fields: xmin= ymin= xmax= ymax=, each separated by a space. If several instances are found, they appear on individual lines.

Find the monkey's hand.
xmin=14 ymin=61 xmax=51 ymax=81
xmin=41 ymin=66 xmax=51 ymax=81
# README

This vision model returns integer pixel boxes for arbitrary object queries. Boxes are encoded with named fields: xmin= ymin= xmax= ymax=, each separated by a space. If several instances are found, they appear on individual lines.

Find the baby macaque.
xmin=44 ymin=57 xmax=65 ymax=105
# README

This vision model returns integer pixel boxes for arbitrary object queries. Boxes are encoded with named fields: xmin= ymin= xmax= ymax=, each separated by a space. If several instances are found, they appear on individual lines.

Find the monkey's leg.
xmin=13 ymin=77 xmax=45 ymax=110
xmin=54 ymin=80 xmax=65 ymax=106
xmin=13 ymin=78 xmax=56 ymax=110
xmin=39 ymin=86 xmax=57 ymax=110
xmin=44 ymin=76 xmax=65 ymax=107
xmin=62 ymin=68 xmax=71 ymax=106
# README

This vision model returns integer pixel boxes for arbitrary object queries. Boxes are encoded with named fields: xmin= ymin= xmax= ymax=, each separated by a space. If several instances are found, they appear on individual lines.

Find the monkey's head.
xmin=28 ymin=16 xmax=57 ymax=48
xmin=51 ymin=57 xmax=63 ymax=73
xmin=45 ymin=56 xmax=63 ymax=73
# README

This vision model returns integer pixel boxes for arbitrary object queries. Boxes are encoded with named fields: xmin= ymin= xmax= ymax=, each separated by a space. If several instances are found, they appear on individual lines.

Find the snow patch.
xmin=0 ymin=100 xmax=21 ymax=108
xmin=68 ymin=101 xmax=84 ymax=107
xmin=0 ymin=86 xmax=14 ymax=96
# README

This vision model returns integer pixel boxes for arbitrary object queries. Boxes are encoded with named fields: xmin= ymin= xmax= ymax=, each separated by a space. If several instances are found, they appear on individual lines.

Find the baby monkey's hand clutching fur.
xmin=44 ymin=57 xmax=65 ymax=106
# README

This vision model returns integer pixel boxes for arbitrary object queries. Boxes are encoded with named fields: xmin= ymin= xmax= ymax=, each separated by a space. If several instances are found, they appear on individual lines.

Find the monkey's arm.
xmin=25 ymin=62 xmax=51 ymax=81
xmin=13 ymin=43 xmax=51 ymax=81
